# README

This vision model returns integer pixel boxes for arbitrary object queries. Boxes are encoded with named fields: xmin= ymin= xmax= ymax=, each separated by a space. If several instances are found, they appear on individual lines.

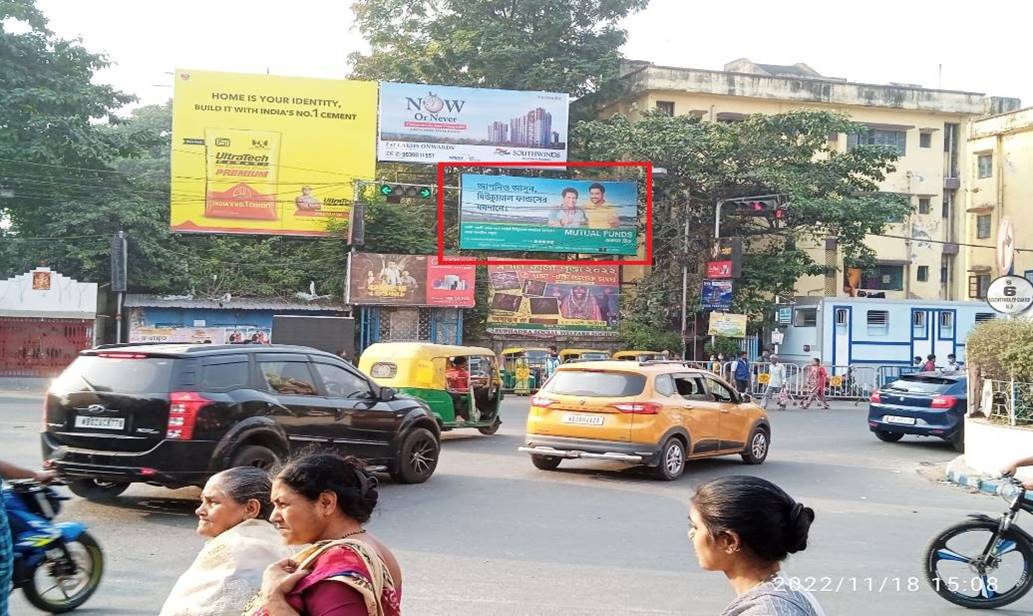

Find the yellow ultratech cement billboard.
xmin=170 ymin=69 xmax=377 ymax=236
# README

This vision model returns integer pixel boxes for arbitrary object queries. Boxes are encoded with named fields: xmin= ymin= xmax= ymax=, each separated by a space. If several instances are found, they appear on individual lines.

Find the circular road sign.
xmin=985 ymin=275 xmax=1033 ymax=315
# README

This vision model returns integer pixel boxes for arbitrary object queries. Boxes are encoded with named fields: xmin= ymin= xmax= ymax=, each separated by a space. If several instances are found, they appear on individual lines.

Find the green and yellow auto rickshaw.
xmin=358 ymin=342 xmax=503 ymax=435
xmin=558 ymin=348 xmax=611 ymax=363
xmin=499 ymin=347 xmax=550 ymax=394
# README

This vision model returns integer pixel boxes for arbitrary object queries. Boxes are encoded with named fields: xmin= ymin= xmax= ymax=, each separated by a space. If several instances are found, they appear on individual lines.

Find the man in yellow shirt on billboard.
xmin=585 ymin=183 xmax=619 ymax=229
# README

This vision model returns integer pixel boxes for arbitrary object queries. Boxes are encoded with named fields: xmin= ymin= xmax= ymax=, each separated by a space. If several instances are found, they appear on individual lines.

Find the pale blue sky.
xmin=29 ymin=0 xmax=1033 ymax=111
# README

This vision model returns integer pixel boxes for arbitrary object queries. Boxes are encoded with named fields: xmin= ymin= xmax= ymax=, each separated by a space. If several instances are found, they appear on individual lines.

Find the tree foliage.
xmin=574 ymin=110 xmax=910 ymax=348
xmin=348 ymin=0 xmax=648 ymax=98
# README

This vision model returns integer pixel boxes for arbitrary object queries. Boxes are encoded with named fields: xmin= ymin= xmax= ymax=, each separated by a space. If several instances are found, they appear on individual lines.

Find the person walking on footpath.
xmin=761 ymin=356 xmax=787 ymax=411
xmin=800 ymin=358 xmax=829 ymax=410
xmin=732 ymin=351 xmax=750 ymax=394
xmin=688 ymin=476 xmax=825 ymax=616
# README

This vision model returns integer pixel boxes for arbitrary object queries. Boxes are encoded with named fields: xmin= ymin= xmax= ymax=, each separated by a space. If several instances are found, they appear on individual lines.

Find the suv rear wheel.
xmin=741 ymin=427 xmax=769 ymax=465
xmin=229 ymin=444 xmax=282 ymax=471
xmin=67 ymin=478 xmax=130 ymax=501
xmin=391 ymin=427 xmax=439 ymax=484
xmin=531 ymin=454 xmax=562 ymax=471
xmin=652 ymin=437 xmax=686 ymax=481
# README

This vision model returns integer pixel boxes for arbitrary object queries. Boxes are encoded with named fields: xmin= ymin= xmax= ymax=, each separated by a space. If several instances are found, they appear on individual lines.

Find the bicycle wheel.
xmin=925 ymin=519 xmax=1033 ymax=609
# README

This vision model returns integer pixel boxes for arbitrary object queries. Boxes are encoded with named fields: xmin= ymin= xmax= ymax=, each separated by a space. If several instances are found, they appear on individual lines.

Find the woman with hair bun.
xmin=248 ymin=453 xmax=401 ymax=616
xmin=160 ymin=466 xmax=289 ymax=616
xmin=688 ymin=476 xmax=825 ymax=616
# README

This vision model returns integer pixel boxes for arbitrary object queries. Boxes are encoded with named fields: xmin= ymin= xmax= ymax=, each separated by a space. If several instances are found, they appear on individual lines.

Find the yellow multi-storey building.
xmin=588 ymin=59 xmax=1019 ymax=301
xmin=965 ymin=107 xmax=1033 ymax=297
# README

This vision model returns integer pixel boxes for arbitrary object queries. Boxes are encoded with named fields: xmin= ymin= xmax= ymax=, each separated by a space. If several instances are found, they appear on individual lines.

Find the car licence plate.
xmin=74 ymin=416 xmax=125 ymax=430
xmin=883 ymin=415 xmax=916 ymax=425
xmin=562 ymin=413 xmax=604 ymax=426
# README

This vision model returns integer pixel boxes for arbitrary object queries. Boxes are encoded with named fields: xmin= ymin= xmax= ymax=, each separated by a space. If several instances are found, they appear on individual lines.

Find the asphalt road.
xmin=3 ymin=392 xmax=1030 ymax=615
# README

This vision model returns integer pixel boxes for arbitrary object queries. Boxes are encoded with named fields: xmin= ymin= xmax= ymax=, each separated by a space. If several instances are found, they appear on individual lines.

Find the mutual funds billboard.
xmin=377 ymin=83 xmax=568 ymax=163
xmin=348 ymin=253 xmax=475 ymax=307
xmin=460 ymin=175 xmax=638 ymax=254
xmin=171 ymin=69 xmax=377 ymax=236
xmin=486 ymin=264 xmax=619 ymax=336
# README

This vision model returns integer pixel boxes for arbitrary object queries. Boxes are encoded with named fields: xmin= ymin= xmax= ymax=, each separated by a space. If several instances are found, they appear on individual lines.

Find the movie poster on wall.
xmin=377 ymin=82 xmax=569 ymax=164
xmin=347 ymin=253 xmax=476 ymax=307
xmin=486 ymin=264 xmax=619 ymax=336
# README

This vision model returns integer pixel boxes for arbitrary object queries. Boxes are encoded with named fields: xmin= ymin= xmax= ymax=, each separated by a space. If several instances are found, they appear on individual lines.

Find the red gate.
xmin=0 ymin=318 xmax=94 ymax=377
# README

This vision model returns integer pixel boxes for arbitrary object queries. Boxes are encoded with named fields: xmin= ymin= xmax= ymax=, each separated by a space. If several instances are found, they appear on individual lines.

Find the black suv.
xmin=42 ymin=344 xmax=441 ymax=500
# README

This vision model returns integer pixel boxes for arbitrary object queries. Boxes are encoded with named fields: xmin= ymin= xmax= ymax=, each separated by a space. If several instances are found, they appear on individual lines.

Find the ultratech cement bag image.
xmin=204 ymin=128 xmax=281 ymax=220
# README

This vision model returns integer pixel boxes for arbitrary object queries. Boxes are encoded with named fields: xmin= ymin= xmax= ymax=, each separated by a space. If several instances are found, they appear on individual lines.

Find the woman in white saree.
xmin=160 ymin=467 xmax=291 ymax=616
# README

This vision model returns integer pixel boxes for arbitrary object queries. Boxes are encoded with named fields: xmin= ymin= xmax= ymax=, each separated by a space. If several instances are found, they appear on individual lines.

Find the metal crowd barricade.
xmin=876 ymin=365 xmax=922 ymax=387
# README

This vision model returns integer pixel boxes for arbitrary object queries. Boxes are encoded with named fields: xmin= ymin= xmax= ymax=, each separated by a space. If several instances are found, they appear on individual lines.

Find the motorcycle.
xmin=925 ymin=475 xmax=1033 ymax=609
xmin=4 ymin=480 xmax=104 ymax=612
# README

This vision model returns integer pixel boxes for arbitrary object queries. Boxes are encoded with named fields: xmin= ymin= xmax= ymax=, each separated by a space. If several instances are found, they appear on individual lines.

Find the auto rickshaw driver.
xmin=446 ymin=357 xmax=471 ymax=422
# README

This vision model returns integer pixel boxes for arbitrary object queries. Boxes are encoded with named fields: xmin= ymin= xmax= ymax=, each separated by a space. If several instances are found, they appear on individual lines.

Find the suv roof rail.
xmin=92 ymin=342 xmax=194 ymax=349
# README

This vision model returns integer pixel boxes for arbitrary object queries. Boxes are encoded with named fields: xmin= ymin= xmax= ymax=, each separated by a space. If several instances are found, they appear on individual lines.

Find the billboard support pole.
xmin=680 ymin=192 xmax=690 ymax=360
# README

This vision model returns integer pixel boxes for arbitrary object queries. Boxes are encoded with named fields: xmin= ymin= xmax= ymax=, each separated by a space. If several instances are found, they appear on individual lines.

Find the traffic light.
xmin=377 ymin=184 xmax=436 ymax=203
xmin=728 ymin=196 xmax=787 ymax=220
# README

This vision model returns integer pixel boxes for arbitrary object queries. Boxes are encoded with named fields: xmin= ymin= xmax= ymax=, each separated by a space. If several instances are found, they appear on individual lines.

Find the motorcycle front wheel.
xmin=21 ymin=531 xmax=104 ymax=613
xmin=925 ymin=519 xmax=1033 ymax=609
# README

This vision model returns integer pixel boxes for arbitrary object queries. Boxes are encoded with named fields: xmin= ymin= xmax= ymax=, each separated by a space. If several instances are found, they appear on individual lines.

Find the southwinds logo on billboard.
xmin=405 ymin=92 xmax=467 ymax=122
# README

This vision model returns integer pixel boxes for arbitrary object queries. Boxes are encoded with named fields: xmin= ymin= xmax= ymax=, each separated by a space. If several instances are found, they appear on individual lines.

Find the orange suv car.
xmin=519 ymin=361 xmax=771 ymax=480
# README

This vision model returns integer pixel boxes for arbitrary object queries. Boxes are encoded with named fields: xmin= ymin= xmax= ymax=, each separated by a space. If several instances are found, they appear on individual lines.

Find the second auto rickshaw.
xmin=359 ymin=342 xmax=503 ymax=434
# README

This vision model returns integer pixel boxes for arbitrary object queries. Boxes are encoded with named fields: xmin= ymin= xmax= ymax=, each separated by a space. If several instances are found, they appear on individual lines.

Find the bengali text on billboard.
xmin=486 ymin=264 xmax=619 ymax=336
xmin=170 ymin=69 xmax=377 ymax=237
xmin=377 ymin=82 xmax=569 ymax=164
xmin=348 ymin=253 xmax=475 ymax=307
xmin=460 ymin=174 xmax=638 ymax=254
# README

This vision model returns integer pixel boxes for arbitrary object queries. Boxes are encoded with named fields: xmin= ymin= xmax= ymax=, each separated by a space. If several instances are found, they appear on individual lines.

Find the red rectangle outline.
xmin=436 ymin=161 xmax=653 ymax=266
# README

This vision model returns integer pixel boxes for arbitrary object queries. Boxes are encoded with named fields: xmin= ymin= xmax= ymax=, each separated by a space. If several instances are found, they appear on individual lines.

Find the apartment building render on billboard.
xmin=486 ymin=107 xmax=561 ymax=147
xmin=585 ymin=58 xmax=1021 ymax=301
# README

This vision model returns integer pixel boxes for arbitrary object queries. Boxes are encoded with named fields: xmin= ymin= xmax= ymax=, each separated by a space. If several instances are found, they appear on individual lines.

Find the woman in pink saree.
xmin=247 ymin=453 xmax=401 ymax=616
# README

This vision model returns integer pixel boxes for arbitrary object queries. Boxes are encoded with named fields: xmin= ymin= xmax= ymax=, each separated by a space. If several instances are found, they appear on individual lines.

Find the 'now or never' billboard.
xmin=347 ymin=253 xmax=475 ymax=307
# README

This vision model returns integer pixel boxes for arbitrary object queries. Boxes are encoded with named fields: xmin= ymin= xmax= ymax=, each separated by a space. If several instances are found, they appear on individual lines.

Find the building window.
xmin=968 ymin=274 xmax=991 ymax=299
xmin=835 ymin=308 xmax=848 ymax=325
xmin=977 ymin=214 xmax=992 ymax=239
xmin=656 ymin=101 xmax=675 ymax=116
xmin=794 ymin=307 xmax=817 ymax=327
xmin=920 ymin=132 xmax=932 ymax=148
xmin=942 ymin=194 xmax=950 ymax=218
xmin=912 ymin=311 xmax=926 ymax=328
xmin=859 ymin=264 xmax=904 ymax=291
xmin=917 ymin=265 xmax=929 ymax=282
xmin=918 ymin=197 xmax=931 ymax=214
xmin=975 ymin=312 xmax=995 ymax=323
xmin=940 ymin=311 xmax=954 ymax=329
xmin=978 ymin=154 xmax=993 ymax=179
xmin=847 ymin=129 xmax=907 ymax=155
